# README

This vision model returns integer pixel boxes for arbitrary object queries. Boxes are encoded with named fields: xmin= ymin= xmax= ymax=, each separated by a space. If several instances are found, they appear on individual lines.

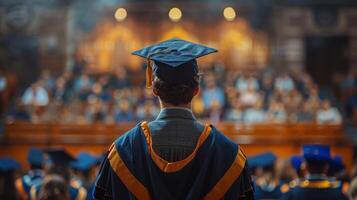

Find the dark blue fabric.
xmin=132 ymin=38 xmax=217 ymax=85
xmin=254 ymin=182 xmax=283 ymax=200
xmin=132 ymin=38 xmax=217 ymax=67
xmin=280 ymin=178 xmax=348 ymax=200
xmin=94 ymin=123 xmax=249 ymax=200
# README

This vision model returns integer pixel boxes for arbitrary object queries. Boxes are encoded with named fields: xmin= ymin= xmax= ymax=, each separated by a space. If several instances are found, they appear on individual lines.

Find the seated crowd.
xmin=0 ymin=145 xmax=357 ymax=200
xmin=5 ymin=64 xmax=347 ymax=125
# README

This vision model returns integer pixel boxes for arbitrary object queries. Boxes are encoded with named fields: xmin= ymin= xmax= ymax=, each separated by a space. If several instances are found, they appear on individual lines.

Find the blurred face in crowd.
xmin=115 ymin=67 xmax=127 ymax=79
xmin=92 ymin=83 xmax=102 ymax=94
xmin=253 ymin=100 xmax=263 ymax=110
xmin=321 ymin=100 xmax=331 ymax=110
xmin=262 ymin=74 xmax=273 ymax=88
xmin=118 ymin=100 xmax=131 ymax=113
xmin=302 ymin=102 xmax=311 ymax=112
xmin=210 ymin=100 xmax=221 ymax=112
xmin=233 ymin=99 xmax=242 ymax=111
xmin=56 ymin=78 xmax=66 ymax=90
xmin=204 ymin=73 xmax=216 ymax=88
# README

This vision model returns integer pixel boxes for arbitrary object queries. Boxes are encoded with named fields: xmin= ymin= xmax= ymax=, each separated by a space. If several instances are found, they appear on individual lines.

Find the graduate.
xmin=0 ymin=157 xmax=21 ymax=200
xmin=290 ymin=155 xmax=305 ymax=181
xmin=281 ymin=145 xmax=348 ymax=200
xmin=71 ymin=152 xmax=99 ymax=200
xmin=15 ymin=148 xmax=45 ymax=200
xmin=249 ymin=152 xmax=285 ymax=200
xmin=29 ymin=149 xmax=87 ymax=200
xmin=93 ymin=38 xmax=254 ymax=199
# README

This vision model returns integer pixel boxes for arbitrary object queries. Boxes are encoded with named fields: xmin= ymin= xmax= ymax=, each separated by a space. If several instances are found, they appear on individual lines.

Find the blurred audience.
xmin=5 ymin=65 xmax=348 ymax=125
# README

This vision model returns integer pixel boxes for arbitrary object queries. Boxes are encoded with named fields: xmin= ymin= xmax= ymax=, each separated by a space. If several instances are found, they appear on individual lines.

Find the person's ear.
xmin=152 ymin=87 xmax=159 ymax=97
xmin=193 ymin=87 xmax=199 ymax=97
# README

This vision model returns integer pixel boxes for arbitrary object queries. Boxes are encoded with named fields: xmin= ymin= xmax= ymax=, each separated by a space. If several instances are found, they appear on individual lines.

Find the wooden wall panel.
xmin=0 ymin=122 xmax=353 ymax=171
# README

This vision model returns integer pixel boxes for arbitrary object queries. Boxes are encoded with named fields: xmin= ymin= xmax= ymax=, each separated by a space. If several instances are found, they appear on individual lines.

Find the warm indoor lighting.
xmin=223 ymin=7 xmax=236 ymax=21
xmin=169 ymin=7 xmax=182 ymax=22
xmin=114 ymin=8 xmax=127 ymax=22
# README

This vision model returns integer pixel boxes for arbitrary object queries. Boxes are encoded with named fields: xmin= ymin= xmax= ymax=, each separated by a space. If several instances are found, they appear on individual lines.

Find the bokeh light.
xmin=223 ymin=7 xmax=236 ymax=21
xmin=169 ymin=7 xmax=182 ymax=22
xmin=114 ymin=8 xmax=127 ymax=22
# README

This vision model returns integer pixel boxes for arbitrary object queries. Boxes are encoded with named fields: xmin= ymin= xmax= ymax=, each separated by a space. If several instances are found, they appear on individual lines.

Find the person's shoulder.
xmin=113 ymin=122 xmax=143 ymax=147
xmin=209 ymin=125 xmax=247 ymax=162
xmin=209 ymin=125 xmax=238 ymax=147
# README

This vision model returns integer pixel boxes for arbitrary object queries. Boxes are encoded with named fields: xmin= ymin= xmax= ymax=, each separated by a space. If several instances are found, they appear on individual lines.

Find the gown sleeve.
xmin=224 ymin=163 xmax=255 ymax=200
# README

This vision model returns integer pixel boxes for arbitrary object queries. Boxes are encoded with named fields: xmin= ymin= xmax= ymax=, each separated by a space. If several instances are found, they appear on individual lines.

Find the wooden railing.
xmin=0 ymin=121 xmax=353 ymax=169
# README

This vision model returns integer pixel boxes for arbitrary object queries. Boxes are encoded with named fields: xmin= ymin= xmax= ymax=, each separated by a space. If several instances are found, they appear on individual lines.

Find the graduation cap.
xmin=45 ymin=149 xmax=76 ymax=166
xmin=248 ymin=152 xmax=277 ymax=169
xmin=302 ymin=144 xmax=331 ymax=164
xmin=132 ymin=38 xmax=217 ymax=88
xmin=290 ymin=155 xmax=303 ymax=172
xmin=27 ymin=148 xmax=44 ymax=166
xmin=328 ymin=155 xmax=345 ymax=175
xmin=0 ymin=157 xmax=21 ymax=172
xmin=71 ymin=152 xmax=98 ymax=171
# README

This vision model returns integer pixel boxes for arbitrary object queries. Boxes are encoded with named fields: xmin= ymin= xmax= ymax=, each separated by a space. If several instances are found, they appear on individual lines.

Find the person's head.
xmin=92 ymin=83 xmax=103 ymax=95
xmin=204 ymin=73 xmax=216 ymax=89
xmin=321 ymin=99 xmax=331 ymax=110
xmin=305 ymin=162 xmax=328 ymax=175
xmin=262 ymin=74 xmax=273 ymax=88
xmin=28 ymin=148 xmax=44 ymax=170
xmin=153 ymin=75 xmax=199 ymax=107
xmin=47 ymin=165 xmax=71 ymax=184
xmin=253 ymin=100 xmax=263 ymax=109
xmin=302 ymin=102 xmax=311 ymax=112
xmin=38 ymin=175 xmax=70 ymax=200
xmin=118 ymin=99 xmax=131 ymax=113
xmin=132 ymin=38 xmax=217 ymax=108
xmin=303 ymin=145 xmax=330 ymax=175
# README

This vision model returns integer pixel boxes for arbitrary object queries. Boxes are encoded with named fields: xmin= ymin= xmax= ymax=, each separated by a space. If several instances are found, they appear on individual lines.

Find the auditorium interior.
xmin=0 ymin=0 xmax=357 ymax=199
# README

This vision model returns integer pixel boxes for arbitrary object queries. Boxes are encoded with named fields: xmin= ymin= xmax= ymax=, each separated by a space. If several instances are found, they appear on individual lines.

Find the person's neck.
xmin=160 ymin=101 xmax=192 ymax=110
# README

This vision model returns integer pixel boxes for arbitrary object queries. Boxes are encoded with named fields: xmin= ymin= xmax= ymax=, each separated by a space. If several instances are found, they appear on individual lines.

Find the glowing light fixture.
xmin=223 ymin=7 xmax=236 ymax=21
xmin=114 ymin=8 xmax=127 ymax=22
xmin=169 ymin=7 xmax=182 ymax=22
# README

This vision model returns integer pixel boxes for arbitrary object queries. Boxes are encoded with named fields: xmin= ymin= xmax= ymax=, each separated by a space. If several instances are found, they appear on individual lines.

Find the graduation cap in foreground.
xmin=302 ymin=144 xmax=331 ymax=164
xmin=0 ymin=157 xmax=20 ymax=172
xmin=45 ymin=149 xmax=76 ymax=166
xmin=328 ymin=155 xmax=345 ymax=175
xmin=71 ymin=152 xmax=98 ymax=171
xmin=27 ymin=148 xmax=44 ymax=166
xmin=132 ymin=38 xmax=218 ymax=88
xmin=248 ymin=152 xmax=277 ymax=169
xmin=290 ymin=155 xmax=303 ymax=172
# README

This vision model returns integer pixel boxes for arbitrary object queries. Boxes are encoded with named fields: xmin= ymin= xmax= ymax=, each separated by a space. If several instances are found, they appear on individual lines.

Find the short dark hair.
xmin=39 ymin=175 xmax=70 ymax=200
xmin=153 ymin=76 xmax=199 ymax=106
xmin=306 ymin=161 xmax=328 ymax=174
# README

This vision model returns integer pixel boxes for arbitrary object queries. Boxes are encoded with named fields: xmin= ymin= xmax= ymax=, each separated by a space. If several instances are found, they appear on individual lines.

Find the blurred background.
xmin=0 ymin=0 xmax=357 ymax=199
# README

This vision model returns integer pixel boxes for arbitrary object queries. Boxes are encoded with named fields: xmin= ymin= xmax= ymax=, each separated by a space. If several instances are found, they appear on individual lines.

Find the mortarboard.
xmin=71 ymin=152 xmax=98 ymax=171
xmin=132 ymin=38 xmax=217 ymax=88
xmin=45 ymin=149 xmax=76 ymax=166
xmin=290 ymin=155 xmax=303 ymax=172
xmin=302 ymin=144 xmax=331 ymax=164
xmin=0 ymin=157 xmax=21 ymax=172
xmin=328 ymin=155 xmax=345 ymax=175
xmin=27 ymin=148 xmax=44 ymax=166
xmin=248 ymin=152 xmax=277 ymax=169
